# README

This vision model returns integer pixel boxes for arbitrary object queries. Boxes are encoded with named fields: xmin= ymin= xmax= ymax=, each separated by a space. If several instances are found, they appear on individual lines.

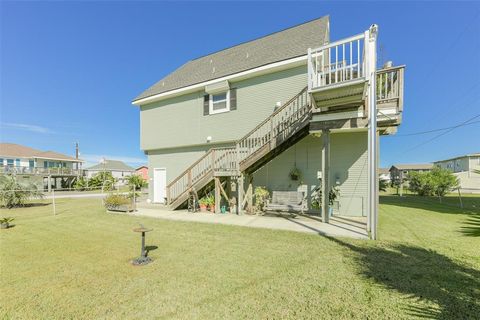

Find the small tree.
xmin=408 ymin=167 xmax=458 ymax=200
xmin=88 ymin=172 xmax=116 ymax=191
xmin=73 ymin=176 xmax=88 ymax=191
xmin=127 ymin=174 xmax=147 ymax=191
xmin=379 ymin=179 xmax=388 ymax=192
xmin=0 ymin=175 xmax=44 ymax=208
xmin=431 ymin=166 xmax=459 ymax=198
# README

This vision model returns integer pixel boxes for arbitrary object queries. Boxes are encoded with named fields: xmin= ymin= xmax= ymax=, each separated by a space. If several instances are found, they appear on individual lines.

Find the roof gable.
xmin=0 ymin=143 xmax=80 ymax=162
xmin=86 ymin=160 xmax=135 ymax=172
xmin=134 ymin=16 xmax=329 ymax=102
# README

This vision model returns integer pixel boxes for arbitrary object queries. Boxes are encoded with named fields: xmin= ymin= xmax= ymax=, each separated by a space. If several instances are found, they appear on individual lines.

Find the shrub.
xmin=0 ymin=175 xmax=44 ymax=208
xmin=89 ymin=172 xmax=116 ymax=191
xmin=103 ymin=194 xmax=131 ymax=210
xmin=127 ymin=174 xmax=147 ymax=191
xmin=73 ymin=176 xmax=88 ymax=191
xmin=408 ymin=167 xmax=459 ymax=198
xmin=311 ymin=186 xmax=340 ymax=209
xmin=254 ymin=186 xmax=270 ymax=211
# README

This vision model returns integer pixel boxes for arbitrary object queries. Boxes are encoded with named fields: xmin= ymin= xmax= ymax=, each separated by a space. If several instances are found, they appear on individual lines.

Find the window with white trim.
xmin=209 ymin=91 xmax=230 ymax=114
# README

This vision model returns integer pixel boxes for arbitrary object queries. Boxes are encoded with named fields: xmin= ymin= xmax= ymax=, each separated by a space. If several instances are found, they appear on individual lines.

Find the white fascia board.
xmin=132 ymin=55 xmax=308 ymax=106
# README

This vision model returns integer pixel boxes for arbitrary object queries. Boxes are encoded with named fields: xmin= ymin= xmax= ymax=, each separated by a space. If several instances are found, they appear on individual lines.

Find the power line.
xmin=391 ymin=119 xmax=480 ymax=137
xmin=397 ymin=113 xmax=480 ymax=154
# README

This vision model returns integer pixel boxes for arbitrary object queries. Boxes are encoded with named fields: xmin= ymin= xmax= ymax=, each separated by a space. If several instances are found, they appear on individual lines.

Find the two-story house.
xmin=434 ymin=153 xmax=480 ymax=192
xmin=0 ymin=143 xmax=83 ymax=190
xmin=133 ymin=16 xmax=405 ymax=239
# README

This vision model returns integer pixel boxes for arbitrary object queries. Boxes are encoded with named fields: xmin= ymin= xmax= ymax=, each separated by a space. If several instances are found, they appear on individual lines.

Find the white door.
xmin=153 ymin=168 xmax=167 ymax=203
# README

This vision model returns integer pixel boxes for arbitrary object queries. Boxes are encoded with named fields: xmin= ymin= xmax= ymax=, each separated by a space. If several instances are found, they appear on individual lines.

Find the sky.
xmin=1 ymin=1 xmax=479 ymax=168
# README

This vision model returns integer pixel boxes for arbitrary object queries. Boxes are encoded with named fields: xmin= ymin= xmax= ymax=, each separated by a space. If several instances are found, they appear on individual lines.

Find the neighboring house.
xmin=434 ymin=153 xmax=480 ymax=193
xmin=378 ymin=168 xmax=391 ymax=182
xmin=389 ymin=164 xmax=434 ymax=185
xmin=136 ymin=165 xmax=148 ymax=181
xmin=0 ymin=143 xmax=83 ymax=190
xmin=84 ymin=160 xmax=135 ymax=185
xmin=133 ymin=16 xmax=405 ymax=239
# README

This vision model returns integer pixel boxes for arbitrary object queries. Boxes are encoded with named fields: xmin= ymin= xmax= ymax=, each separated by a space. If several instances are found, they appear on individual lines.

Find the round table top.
xmin=133 ymin=227 xmax=153 ymax=233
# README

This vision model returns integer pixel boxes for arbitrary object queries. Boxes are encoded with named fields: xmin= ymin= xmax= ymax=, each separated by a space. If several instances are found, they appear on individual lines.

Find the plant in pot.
xmin=206 ymin=194 xmax=215 ymax=213
xmin=310 ymin=186 xmax=340 ymax=216
xmin=289 ymin=167 xmax=302 ymax=182
xmin=198 ymin=197 xmax=209 ymax=212
xmin=0 ymin=217 xmax=14 ymax=229
xmin=254 ymin=186 xmax=270 ymax=213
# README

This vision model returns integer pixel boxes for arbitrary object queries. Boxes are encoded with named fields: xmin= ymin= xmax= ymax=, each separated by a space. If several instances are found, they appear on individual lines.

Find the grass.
xmin=1 ymin=195 xmax=479 ymax=319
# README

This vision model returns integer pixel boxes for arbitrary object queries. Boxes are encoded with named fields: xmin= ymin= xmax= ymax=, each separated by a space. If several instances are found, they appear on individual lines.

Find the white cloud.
xmin=0 ymin=122 xmax=53 ymax=134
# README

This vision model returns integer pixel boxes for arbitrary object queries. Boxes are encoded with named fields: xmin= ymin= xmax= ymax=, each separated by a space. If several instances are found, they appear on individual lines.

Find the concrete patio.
xmin=125 ymin=204 xmax=368 ymax=239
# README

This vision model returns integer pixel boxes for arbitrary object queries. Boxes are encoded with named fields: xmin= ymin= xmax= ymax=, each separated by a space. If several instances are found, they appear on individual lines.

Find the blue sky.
xmin=1 ymin=1 xmax=479 ymax=168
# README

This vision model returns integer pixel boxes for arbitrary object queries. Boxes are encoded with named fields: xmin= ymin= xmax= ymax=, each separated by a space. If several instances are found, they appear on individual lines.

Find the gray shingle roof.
xmin=0 ymin=143 xmax=82 ymax=162
xmin=390 ymin=164 xmax=434 ymax=171
xmin=134 ymin=16 xmax=329 ymax=102
xmin=86 ymin=160 xmax=135 ymax=172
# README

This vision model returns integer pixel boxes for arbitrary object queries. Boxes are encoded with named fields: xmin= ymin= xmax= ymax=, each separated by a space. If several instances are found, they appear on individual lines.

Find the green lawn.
xmin=1 ymin=195 xmax=479 ymax=319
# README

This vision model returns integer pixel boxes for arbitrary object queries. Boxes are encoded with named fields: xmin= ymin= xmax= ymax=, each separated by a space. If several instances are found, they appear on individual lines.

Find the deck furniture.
xmin=265 ymin=191 xmax=307 ymax=214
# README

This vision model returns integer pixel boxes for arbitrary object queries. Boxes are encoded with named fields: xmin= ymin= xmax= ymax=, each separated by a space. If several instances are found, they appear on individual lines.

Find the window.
xmin=0 ymin=158 xmax=3 ymax=166
xmin=15 ymin=159 xmax=20 ymax=167
xmin=7 ymin=159 xmax=13 ymax=166
xmin=209 ymin=91 xmax=229 ymax=114
xmin=29 ymin=160 xmax=34 ymax=168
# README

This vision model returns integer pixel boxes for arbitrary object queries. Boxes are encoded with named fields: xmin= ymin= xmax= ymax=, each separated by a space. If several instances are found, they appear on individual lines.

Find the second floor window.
xmin=209 ymin=91 xmax=230 ymax=114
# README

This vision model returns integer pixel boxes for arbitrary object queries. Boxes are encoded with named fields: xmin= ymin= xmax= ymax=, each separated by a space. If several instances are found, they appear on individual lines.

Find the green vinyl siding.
xmin=147 ymin=142 xmax=233 ymax=196
xmin=140 ymin=65 xmax=307 ymax=151
xmin=253 ymin=132 xmax=368 ymax=216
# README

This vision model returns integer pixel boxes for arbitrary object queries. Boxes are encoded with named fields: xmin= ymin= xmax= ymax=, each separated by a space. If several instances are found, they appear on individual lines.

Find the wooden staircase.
xmin=166 ymin=87 xmax=311 ymax=209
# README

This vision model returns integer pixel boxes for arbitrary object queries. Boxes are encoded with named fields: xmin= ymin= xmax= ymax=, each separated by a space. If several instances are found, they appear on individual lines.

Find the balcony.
xmin=0 ymin=165 xmax=82 ymax=176
xmin=307 ymin=27 xmax=404 ymax=133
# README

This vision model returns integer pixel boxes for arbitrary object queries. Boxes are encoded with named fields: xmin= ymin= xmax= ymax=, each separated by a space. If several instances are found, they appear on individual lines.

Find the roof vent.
xmin=246 ymin=52 xmax=249 ymax=58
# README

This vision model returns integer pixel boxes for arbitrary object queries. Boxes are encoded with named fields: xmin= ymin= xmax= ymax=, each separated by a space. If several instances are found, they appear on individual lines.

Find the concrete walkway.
xmin=127 ymin=206 xmax=369 ymax=239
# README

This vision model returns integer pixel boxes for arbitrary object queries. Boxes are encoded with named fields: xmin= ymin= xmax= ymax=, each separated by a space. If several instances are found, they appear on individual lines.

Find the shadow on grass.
xmin=329 ymin=237 xmax=480 ymax=319
xmin=380 ymin=195 xmax=469 ymax=215
xmin=145 ymin=245 xmax=158 ymax=257
xmin=460 ymin=214 xmax=480 ymax=237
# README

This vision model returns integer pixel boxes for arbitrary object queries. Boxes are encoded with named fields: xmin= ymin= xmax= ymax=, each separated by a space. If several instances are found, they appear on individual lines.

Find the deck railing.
xmin=166 ymin=146 xmax=237 ymax=205
xmin=308 ymin=33 xmax=366 ymax=91
xmin=376 ymin=65 xmax=405 ymax=104
xmin=166 ymin=87 xmax=311 ymax=206
xmin=236 ymin=87 xmax=310 ymax=163
xmin=0 ymin=165 xmax=82 ymax=176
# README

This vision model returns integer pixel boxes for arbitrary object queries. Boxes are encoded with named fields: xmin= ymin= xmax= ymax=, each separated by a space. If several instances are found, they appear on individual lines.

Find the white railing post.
xmin=366 ymin=24 xmax=378 ymax=240
xmin=307 ymin=48 xmax=312 ymax=92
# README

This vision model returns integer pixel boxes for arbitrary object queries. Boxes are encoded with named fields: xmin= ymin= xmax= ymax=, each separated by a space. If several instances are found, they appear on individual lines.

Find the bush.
xmin=89 ymin=172 xmax=116 ymax=191
xmin=127 ymin=174 xmax=147 ymax=191
xmin=0 ymin=175 xmax=44 ymax=208
xmin=254 ymin=186 xmax=270 ymax=211
xmin=73 ymin=176 xmax=88 ymax=191
xmin=408 ymin=167 xmax=459 ymax=197
xmin=103 ymin=194 xmax=132 ymax=210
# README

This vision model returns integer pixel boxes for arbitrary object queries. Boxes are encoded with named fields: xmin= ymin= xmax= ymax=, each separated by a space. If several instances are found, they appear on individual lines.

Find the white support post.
xmin=52 ymin=189 xmax=56 ymax=216
xmin=321 ymin=130 xmax=330 ymax=223
xmin=307 ymin=48 xmax=312 ymax=92
xmin=366 ymin=24 xmax=379 ymax=240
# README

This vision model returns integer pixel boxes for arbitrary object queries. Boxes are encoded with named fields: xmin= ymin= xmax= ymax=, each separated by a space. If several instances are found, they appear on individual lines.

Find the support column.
xmin=246 ymin=174 xmax=253 ymax=213
xmin=321 ymin=129 xmax=330 ymax=223
xmin=47 ymin=175 xmax=52 ymax=193
xmin=366 ymin=24 xmax=379 ymax=240
xmin=214 ymin=177 xmax=221 ymax=214
xmin=237 ymin=174 xmax=244 ymax=215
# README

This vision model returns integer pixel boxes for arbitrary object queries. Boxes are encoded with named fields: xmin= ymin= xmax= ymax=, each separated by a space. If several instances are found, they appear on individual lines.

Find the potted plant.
xmin=289 ymin=167 xmax=302 ymax=181
xmin=0 ymin=217 xmax=14 ymax=229
xmin=206 ymin=194 xmax=215 ymax=213
xmin=199 ymin=197 xmax=208 ymax=212
xmin=310 ymin=186 xmax=340 ymax=216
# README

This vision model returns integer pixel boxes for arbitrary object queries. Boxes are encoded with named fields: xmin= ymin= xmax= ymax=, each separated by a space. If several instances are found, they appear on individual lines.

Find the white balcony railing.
xmin=308 ymin=33 xmax=366 ymax=91
xmin=0 ymin=165 xmax=82 ymax=176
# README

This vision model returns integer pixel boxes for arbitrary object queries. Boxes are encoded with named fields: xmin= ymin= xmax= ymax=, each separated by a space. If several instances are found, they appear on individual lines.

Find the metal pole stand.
xmin=131 ymin=224 xmax=153 ymax=266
